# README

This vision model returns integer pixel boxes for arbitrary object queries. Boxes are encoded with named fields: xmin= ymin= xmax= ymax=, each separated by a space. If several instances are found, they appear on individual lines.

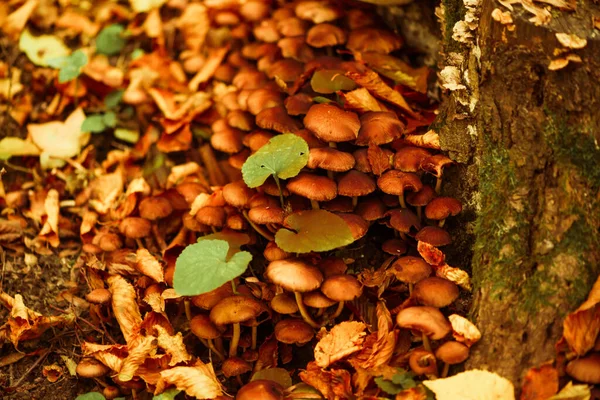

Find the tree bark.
xmin=438 ymin=0 xmax=600 ymax=386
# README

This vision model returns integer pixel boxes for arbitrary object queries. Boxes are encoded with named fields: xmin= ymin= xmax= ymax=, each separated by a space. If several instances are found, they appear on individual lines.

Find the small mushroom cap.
xmin=377 ymin=170 xmax=423 ymax=196
xmin=176 ymin=182 xmax=206 ymax=204
xmin=210 ymin=295 xmax=264 ymax=326
xmin=415 ymin=226 xmax=452 ymax=247
xmin=566 ymin=353 xmax=600 ymax=384
xmin=303 ymin=290 xmax=337 ymax=308
xmin=93 ymin=231 xmax=123 ymax=252
xmin=394 ymin=146 xmax=432 ymax=172
xmin=270 ymin=293 xmax=299 ymax=315
xmin=244 ymin=130 xmax=275 ymax=152
xmin=292 ymin=129 xmax=326 ymax=148
xmin=256 ymin=106 xmax=302 ymax=134
xmin=190 ymin=314 xmax=224 ymax=339
xmin=406 ymin=185 xmax=437 ymax=207
xmin=396 ymin=306 xmax=451 ymax=340
xmin=285 ymin=93 xmax=313 ymax=116
xmin=389 ymin=256 xmax=432 ymax=284
xmin=223 ymin=180 xmax=256 ymax=208
xmin=240 ymin=1 xmax=272 ymax=22
xmin=337 ymin=170 xmax=376 ymax=198
xmin=267 ymin=59 xmax=305 ymax=83
xmin=76 ymin=358 xmax=110 ymax=378
xmin=357 ymin=112 xmax=405 ymax=146
xmin=195 ymin=206 xmax=226 ymax=227
xmin=318 ymin=257 xmax=348 ymax=277
xmin=413 ymin=277 xmax=460 ymax=308
xmin=118 ymin=217 xmax=152 ymax=239
xmin=263 ymin=241 xmax=289 ymax=261
xmin=277 ymin=17 xmax=309 ymax=37
xmin=321 ymin=274 xmax=363 ymax=301
xmin=421 ymin=154 xmax=453 ymax=178
xmin=103 ymin=386 xmax=120 ymax=400
xmin=287 ymin=173 xmax=337 ymax=202
xmin=211 ymin=128 xmax=245 ymax=154
xmin=435 ymin=341 xmax=470 ymax=364
xmin=274 ymin=318 xmax=315 ymax=344
xmin=356 ymin=197 xmax=387 ymax=221
xmin=322 ymin=197 xmax=354 ymax=213
xmin=222 ymin=357 xmax=252 ymax=378
xmin=266 ymin=259 xmax=323 ymax=292
xmin=139 ymin=196 xmax=173 ymax=220
xmin=386 ymin=208 xmax=421 ymax=234
xmin=307 ymin=23 xmax=347 ymax=48
xmin=381 ymin=239 xmax=408 ymax=256
xmin=336 ymin=213 xmax=369 ymax=240
xmin=408 ymin=347 xmax=438 ymax=376
xmin=236 ymin=379 xmax=285 ymax=400
xmin=425 ymin=197 xmax=463 ymax=220
xmin=295 ymin=1 xmax=342 ymax=23
xmin=86 ymin=288 xmax=112 ymax=305
xmin=278 ymin=36 xmax=315 ymax=62
xmin=247 ymin=88 xmax=284 ymax=115
xmin=347 ymin=28 xmax=403 ymax=54
xmin=248 ymin=206 xmax=285 ymax=225
xmin=226 ymin=110 xmax=254 ymax=131
xmin=307 ymin=148 xmax=356 ymax=172
xmin=191 ymin=282 xmax=235 ymax=310
xmin=304 ymin=104 xmax=360 ymax=143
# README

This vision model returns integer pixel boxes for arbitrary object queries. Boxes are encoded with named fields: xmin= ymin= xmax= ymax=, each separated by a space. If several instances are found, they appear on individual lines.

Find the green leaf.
xmin=104 ymin=90 xmax=124 ymax=109
xmin=81 ymin=115 xmax=107 ymax=133
xmin=173 ymin=239 xmax=252 ymax=296
xmin=103 ymin=111 xmax=117 ymax=128
xmin=49 ymin=50 xmax=88 ymax=83
xmin=114 ymin=128 xmax=139 ymax=143
xmin=241 ymin=134 xmax=309 ymax=188
xmin=275 ymin=210 xmax=355 ymax=253
xmin=19 ymin=29 xmax=70 ymax=67
xmin=152 ymin=389 xmax=181 ymax=400
xmin=251 ymin=368 xmax=292 ymax=389
xmin=374 ymin=377 xmax=403 ymax=395
xmin=197 ymin=232 xmax=251 ymax=259
xmin=311 ymin=70 xmax=357 ymax=94
xmin=0 ymin=137 xmax=40 ymax=160
xmin=75 ymin=393 xmax=106 ymax=400
xmin=96 ymin=24 xmax=126 ymax=56
xmin=130 ymin=48 xmax=145 ymax=60
xmin=312 ymin=96 xmax=334 ymax=104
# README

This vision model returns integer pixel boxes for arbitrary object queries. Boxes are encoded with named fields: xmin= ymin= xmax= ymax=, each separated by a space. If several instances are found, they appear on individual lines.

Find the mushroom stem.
xmin=327 ymin=170 xmax=334 ymax=180
xmin=399 ymin=232 xmax=407 ymax=241
xmin=329 ymin=301 xmax=345 ymax=320
xmin=236 ymin=375 xmax=244 ymax=387
xmin=417 ymin=206 xmax=422 ymax=221
xmin=310 ymin=200 xmax=320 ymax=210
xmin=242 ymin=210 xmax=275 ymax=241
xmin=409 ymin=283 xmax=414 ymax=295
xmin=230 ymin=322 xmax=241 ymax=357
xmin=184 ymin=299 xmax=192 ymax=321
xmin=435 ymin=177 xmax=442 ymax=194
xmin=215 ymin=337 xmax=225 ymax=355
xmin=211 ymin=226 xmax=218 ymax=234
xmin=439 ymin=219 xmax=446 ymax=228
xmin=272 ymin=175 xmax=285 ymax=209
xmin=398 ymin=193 xmax=407 ymax=208
xmin=441 ymin=362 xmax=450 ymax=378
xmin=352 ymin=196 xmax=358 ymax=209
xmin=294 ymin=292 xmax=321 ymax=329
xmin=422 ymin=333 xmax=432 ymax=352
xmin=251 ymin=324 xmax=258 ymax=350
xmin=231 ymin=280 xmax=238 ymax=294
xmin=135 ymin=239 xmax=144 ymax=249
xmin=329 ymin=142 xmax=337 ymax=148
xmin=152 ymin=224 xmax=167 ymax=251
xmin=200 ymin=338 xmax=224 ymax=361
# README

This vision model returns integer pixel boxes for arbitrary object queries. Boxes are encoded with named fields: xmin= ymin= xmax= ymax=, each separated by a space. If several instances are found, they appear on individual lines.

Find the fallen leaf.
xmin=0 ymin=137 xmax=40 ymax=160
xmin=548 ymin=382 xmax=591 ymax=400
xmin=189 ymin=46 xmax=229 ymax=91
xmin=108 ymin=275 xmax=143 ymax=345
xmin=563 ymin=274 xmax=600 ymax=355
xmin=423 ymin=370 xmax=515 ymax=400
xmin=436 ymin=264 xmax=472 ymax=291
xmin=360 ymin=52 xmax=429 ymax=93
xmin=19 ymin=29 xmax=70 ymax=67
xmin=403 ymin=130 xmax=441 ymax=150
xmin=299 ymin=361 xmax=354 ymax=400
xmin=155 ymin=325 xmax=192 ymax=366
xmin=38 ymin=189 xmax=59 ymax=247
xmin=448 ymin=314 xmax=481 ymax=347
xmin=521 ymin=363 xmax=559 ymax=400
xmin=314 ymin=321 xmax=367 ymax=368
xmin=340 ymin=87 xmax=387 ymax=113
xmin=2 ymin=0 xmax=38 ymax=39
xmin=417 ymin=241 xmax=445 ymax=266
xmin=118 ymin=335 xmax=157 ymax=381
xmin=42 ymin=364 xmax=63 ymax=382
xmin=176 ymin=3 xmax=209 ymax=53
xmin=136 ymin=249 xmax=165 ymax=283
xmin=158 ymin=362 xmax=223 ymax=399
xmin=130 ymin=0 xmax=166 ymax=13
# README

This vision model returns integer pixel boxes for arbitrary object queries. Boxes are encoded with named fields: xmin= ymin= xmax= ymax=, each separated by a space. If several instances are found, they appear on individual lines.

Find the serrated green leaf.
xmin=174 ymin=239 xmax=252 ymax=296
xmin=374 ymin=376 xmax=404 ymax=395
xmin=81 ymin=115 xmax=107 ymax=133
xmin=96 ymin=24 xmax=126 ymax=56
xmin=75 ymin=393 xmax=106 ymax=400
xmin=104 ymin=90 xmax=124 ymax=109
xmin=241 ymin=134 xmax=309 ymax=188
xmin=152 ymin=389 xmax=181 ymax=400
xmin=275 ymin=210 xmax=355 ymax=253
xmin=311 ymin=70 xmax=356 ymax=94
xmin=114 ymin=128 xmax=139 ymax=143
xmin=251 ymin=368 xmax=292 ymax=389
xmin=549 ymin=382 xmax=591 ymax=400
xmin=19 ymin=29 xmax=70 ymax=67
xmin=103 ymin=111 xmax=117 ymax=128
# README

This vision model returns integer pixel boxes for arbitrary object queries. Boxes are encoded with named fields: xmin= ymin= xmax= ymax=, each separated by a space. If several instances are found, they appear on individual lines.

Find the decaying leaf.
xmin=521 ymin=363 xmax=559 ymax=400
xmin=563 ymin=274 xmax=600 ymax=355
xmin=548 ymin=382 xmax=591 ymax=400
xmin=314 ymin=321 xmax=367 ymax=368
xmin=299 ymin=362 xmax=354 ymax=400
xmin=423 ymin=369 xmax=515 ymax=400
xmin=136 ymin=249 xmax=165 ymax=283
xmin=118 ymin=335 xmax=157 ymax=381
xmin=108 ymin=275 xmax=143 ymax=345
xmin=42 ymin=364 xmax=63 ymax=382
xmin=436 ymin=264 xmax=472 ymax=291
xmin=340 ymin=88 xmax=387 ymax=113
xmin=417 ymin=241 xmax=445 ymax=266
xmin=155 ymin=325 xmax=192 ymax=366
xmin=448 ymin=314 xmax=481 ymax=347
xmin=157 ymin=362 xmax=223 ymax=399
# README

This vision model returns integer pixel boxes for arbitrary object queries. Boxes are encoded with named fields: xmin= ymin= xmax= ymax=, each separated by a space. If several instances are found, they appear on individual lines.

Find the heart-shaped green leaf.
xmin=174 ymin=239 xmax=252 ymax=296
xmin=96 ymin=24 xmax=126 ymax=56
xmin=311 ymin=70 xmax=357 ymax=94
xmin=275 ymin=210 xmax=355 ymax=253
xmin=48 ymin=50 xmax=89 ymax=83
xmin=241 ymin=134 xmax=309 ymax=188
xmin=198 ymin=232 xmax=251 ymax=259
xmin=81 ymin=115 xmax=107 ymax=133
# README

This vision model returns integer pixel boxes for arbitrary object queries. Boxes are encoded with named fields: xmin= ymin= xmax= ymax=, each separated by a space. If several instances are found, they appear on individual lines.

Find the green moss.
xmin=441 ymin=0 xmax=465 ymax=51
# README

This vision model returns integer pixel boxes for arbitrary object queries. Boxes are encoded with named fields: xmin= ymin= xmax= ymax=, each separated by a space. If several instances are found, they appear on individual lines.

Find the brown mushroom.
xmin=393 ymin=146 xmax=432 ymax=172
xmin=237 ymin=380 xmax=285 ymax=400
xmin=409 ymin=347 xmax=438 ymax=378
xmin=388 ymin=256 xmax=432 ymax=294
xmin=321 ymin=274 xmax=363 ymax=321
xmin=274 ymin=318 xmax=315 ymax=344
xmin=304 ymin=104 xmax=360 ymax=146
xmin=421 ymin=154 xmax=454 ymax=194
xmin=378 ymin=170 xmax=423 ymax=209
xmin=406 ymin=185 xmax=437 ymax=221
xmin=308 ymin=147 xmax=356 ymax=179
xmin=413 ymin=277 xmax=459 ymax=308
xmin=356 ymin=112 xmax=405 ymax=146
xmin=118 ymin=217 xmax=151 ymax=240
xmin=337 ymin=170 xmax=376 ymax=209
xmin=222 ymin=357 xmax=252 ymax=386
xmin=256 ymin=106 xmax=302 ymax=134
xmin=306 ymin=23 xmax=346 ymax=48
xmin=415 ymin=226 xmax=452 ymax=247
xmin=347 ymin=28 xmax=403 ymax=54
xmin=191 ymin=314 xmax=225 ymax=360
xmin=435 ymin=341 xmax=470 ymax=377
xmin=86 ymin=288 xmax=112 ymax=305
xmin=287 ymin=172 xmax=337 ymax=210
xmin=566 ymin=353 xmax=600 ymax=384
xmin=397 ymin=306 xmax=451 ymax=352
xmin=270 ymin=293 xmax=299 ymax=315
xmin=425 ymin=197 xmax=463 ymax=227
xmin=76 ymin=358 xmax=110 ymax=378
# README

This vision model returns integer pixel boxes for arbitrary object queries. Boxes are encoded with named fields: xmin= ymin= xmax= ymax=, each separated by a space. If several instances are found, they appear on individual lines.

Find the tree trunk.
xmin=437 ymin=0 xmax=600 ymax=386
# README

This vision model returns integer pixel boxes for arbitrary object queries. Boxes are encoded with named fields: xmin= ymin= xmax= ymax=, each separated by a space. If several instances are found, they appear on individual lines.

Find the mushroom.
xmin=320 ymin=274 xmax=363 ymax=321
xmin=286 ymin=172 xmax=337 ymax=210
xmin=425 ymin=197 xmax=463 ymax=227
xmin=307 ymin=147 xmax=356 ymax=179
xmin=435 ymin=341 xmax=470 ymax=377
xmin=265 ymin=258 xmax=324 ymax=328
xmin=103 ymin=386 xmax=120 ymax=400
xmin=303 ymin=291 xmax=337 ymax=317
xmin=306 ymin=23 xmax=346 ymax=49
xmin=92 ymin=230 xmax=123 ymax=252
xmin=336 ymin=212 xmax=369 ymax=241
xmin=415 ymin=226 xmax=452 ymax=247
xmin=355 ymin=196 xmax=387 ymax=222
xmin=381 ymin=239 xmax=408 ymax=257
xmin=303 ymin=104 xmax=360 ymax=147
xmin=337 ymin=170 xmax=376 ymax=209
xmin=263 ymin=241 xmax=289 ymax=261
xmin=274 ymin=318 xmax=315 ymax=345
xmin=413 ymin=277 xmax=459 ymax=308
xmin=421 ymin=154 xmax=454 ymax=194
xmin=406 ymin=185 xmax=437 ymax=221
xmin=277 ymin=17 xmax=309 ymax=37
xmin=347 ymin=28 xmax=403 ymax=54
xmin=209 ymin=295 xmax=264 ymax=357
xmin=393 ymin=146 xmax=432 ymax=173
xmin=385 ymin=208 xmax=421 ymax=240
xmin=237 ymin=380 xmax=285 ymax=400
xmin=396 ymin=306 xmax=451 ymax=352
xmin=356 ymin=112 xmax=405 ymax=146
xmin=246 ymin=88 xmax=284 ymax=115
xmin=190 ymin=314 xmax=225 ymax=360
xmin=270 ymin=293 xmax=299 ymax=315
xmin=285 ymin=93 xmax=313 ymax=116
xmin=295 ymin=1 xmax=342 ymax=24
xmin=255 ymin=106 xmax=303 ymax=134
xmin=86 ymin=288 xmax=112 ymax=305
xmin=222 ymin=357 xmax=252 ymax=386
xmin=76 ymin=358 xmax=110 ymax=378
xmin=266 ymin=59 xmax=305 ymax=84
xmin=118 ymin=217 xmax=151 ymax=241
xmin=388 ymin=256 xmax=432 ymax=294
xmin=138 ymin=196 xmax=173 ymax=250
xmin=377 ymin=170 xmax=423 ymax=209
xmin=277 ymin=37 xmax=314 ymax=62
xmin=409 ymin=347 xmax=438 ymax=378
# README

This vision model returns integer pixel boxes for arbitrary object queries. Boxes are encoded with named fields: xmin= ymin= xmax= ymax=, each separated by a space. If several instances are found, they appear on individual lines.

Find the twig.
xmin=12 ymin=348 xmax=50 ymax=388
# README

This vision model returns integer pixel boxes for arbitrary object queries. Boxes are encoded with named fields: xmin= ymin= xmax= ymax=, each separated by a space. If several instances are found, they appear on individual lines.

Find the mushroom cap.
xmin=175 ymin=182 xmax=206 ymax=204
xmin=277 ymin=36 xmax=314 ymax=62
xmin=355 ymin=196 xmax=387 ymax=221
xmin=191 ymin=314 xmax=224 ymax=339
xmin=86 ymin=288 xmax=112 ymax=305
xmin=138 ymin=196 xmax=173 ymax=220
xmin=266 ymin=258 xmax=323 ymax=292
xmin=267 ymin=59 xmax=305 ymax=84
xmin=337 ymin=170 xmax=376 ymax=197
xmin=270 ymin=293 xmax=299 ymax=314
xmin=192 ymin=282 xmax=235 ymax=310
xmin=389 ymin=256 xmax=432 ymax=284
xmin=222 ymin=357 xmax=252 ymax=378
xmin=237 ymin=380 xmax=285 ymax=400
xmin=336 ymin=212 xmax=369 ymax=240
xmin=295 ymin=1 xmax=342 ymax=23
xmin=233 ymin=68 xmax=269 ymax=90
xmin=274 ymin=318 xmax=315 ymax=344
xmin=103 ymin=386 xmax=120 ymax=400
xmin=435 ymin=341 xmax=470 ymax=364
xmin=413 ymin=277 xmax=459 ymax=308
xmin=408 ymin=348 xmax=438 ymax=376
xmin=347 ymin=28 xmax=403 ymax=54
xmin=247 ymin=88 xmax=284 ymax=116
xmin=304 ymin=104 xmax=360 ymax=143
xmin=386 ymin=208 xmax=421 ymax=234
xmin=303 ymin=290 xmax=337 ymax=308
xmin=292 ymin=129 xmax=326 ymax=148
xmin=243 ymin=130 xmax=275 ymax=152
xmin=382 ymin=238 xmax=408 ymax=256
xmin=415 ymin=226 xmax=452 ymax=247
xmin=406 ymin=185 xmax=437 ymax=207
xmin=223 ymin=180 xmax=256 ymax=209
xmin=308 ymin=148 xmax=356 ymax=172
xmin=277 ymin=17 xmax=309 ymax=37
xmin=566 ymin=353 xmax=600 ymax=384
xmin=322 ymin=197 xmax=354 ymax=213
xmin=118 ymin=217 xmax=152 ymax=239
xmin=421 ymin=154 xmax=453 ymax=178
xmin=307 ymin=23 xmax=347 ymax=48
xmin=240 ymin=1 xmax=272 ymax=22
xmin=76 ymin=358 xmax=110 ymax=378
xmin=263 ymin=241 xmax=289 ymax=261
xmin=356 ymin=112 xmax=405 ymax=146
xmin=210 ymin=295 xmax=264 ymax=326
xmin=321 ymin=274 xmax=363 ymax=301
xmin=285 ymin=93 xmax=313 ymax=116
xmin=256 ymin=106 xmax=302 ymax=134
xmin=195 ymin=206 xmax=226 ymax=227
xmin=425 ymin=197 xmax=463 ymax=220
xmin=211 ymin=128 xmax=245 ymax=154
xmin=287 ymin=173 xmax=337 ymax=202
xmin=377 ymin=170 xmax=423 ymax=196
xmin=93 ymin=231 xmax=123 ymax=252
xmin=396 ymin=306 xmax=451 ymax=340
xmin=346 ymin=8 xmax=376 ymax=30
xmin=226 ymin=110 xmax=255 ymax=131
xmin=248 ymin=206 xmax=285 ymax=225
xmin=393 ymin=146 xmax=432 ymax=172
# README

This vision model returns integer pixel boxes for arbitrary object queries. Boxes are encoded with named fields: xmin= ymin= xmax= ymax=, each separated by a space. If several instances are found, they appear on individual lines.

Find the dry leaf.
xmin=556 ymin=33 xmax=587 ymax=49
xmin=2 ymin=0 xmax=38 ymax=39
xmin=299 ymin=361 xmax=354 ymax=400
xmin=108 ymin=275 xmax=143 ymax=345
xmin=158 ymin=362 xmax=223 ymax=399
xmin=423 ymin=369 xmax=515 ymax=400
xmin=563 ymin=275 xmax=600 ymax=355
xmin=81 ymin=342 xmax=127 ymax=372
xmin=118 ymin=335 xmax=157 ymax=381
xmin=38 ymin=189 xmax=59 ymax=247
xmin=417 ymin=241 xmax=445 ymax=266
xmin=188 ymin=47 xmax=229 ymax=91
xmin=176 ymin=3 xmax=209 ymax=53
xmin=403 ymin=130 xmax=441 ymax=150
xmin=436 ymin=264 xmax=472 ymax=291
xmin=341 ymin=88 xmax=387 ymax=113
xmin=521 ymin=363 xmax=559 ymax=400
xmin=548 ymin=381 xmax=591 ymax=400
xmin=42 ymin=364 xmax=63 ymax=382
xmin=136 ymin=249 xmax=165 ymax=283
xmin=448 ymin=314 xmax=482 ymax=347
xmin=314 ymin=321 xmax=367 ymax=368
xmin=368 ymin=143 xmax=391 ymax=176
xmin=155 ymin=325 xmax=192 ymax=366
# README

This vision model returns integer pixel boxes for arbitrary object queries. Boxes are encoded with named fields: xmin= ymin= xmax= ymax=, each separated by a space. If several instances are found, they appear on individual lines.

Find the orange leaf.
xmin=157 ymin=362 xmax=223 ymax=399
xmin=521 ymin=363 xmax=559 ymax=400
xmin=108 ymin=275 xmax=142 ymax=345
xmin=563 ymin=275 xmax=600 ymax=355
xmin=119 ymin=335 xmax=157 ymax=381
xmin=314 ymin=321 xmax=367 ymax=368
xmin=136 ymin=249 xmax=165 ymax=283
xmin=417 ymin=241 xmax=445 ymax=266
xmin=299 ymin=361 xmax=354 ymax=400
xmin=340 ymin=88 xmax=387 ymax=113
xmin=155 ymin=325 xmax=191 ymax=366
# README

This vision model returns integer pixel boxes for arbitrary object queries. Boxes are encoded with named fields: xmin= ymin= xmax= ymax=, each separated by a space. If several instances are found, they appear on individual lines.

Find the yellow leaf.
xmin=130 ymin=0 xmax=167 ymax=13
xmin=108 ymin=275 xmax=143 ymax=345
xmin=448 ymin=314 xmax=481 ymax=347
xmin=423 ymin=370 xmax=515 ymax=400
xmin=158 ymin=363 xmax=223 ymax=399
xmin=314 ymin=321 xmax=367 ymax=368
xmin=19 ymin=29 xmax=70 ymax=67
xmin=563 ymin=275 xmax=600 ymax=355
xmin=0 ymin=137 xmax=40 ymax=159
xmin=136 ymin=249 xmax=165 ymax=283
xmin=119 ymin=335 xmax=157 ymax=381
xmin=155 ymin=325 xmax=192 ymax=366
